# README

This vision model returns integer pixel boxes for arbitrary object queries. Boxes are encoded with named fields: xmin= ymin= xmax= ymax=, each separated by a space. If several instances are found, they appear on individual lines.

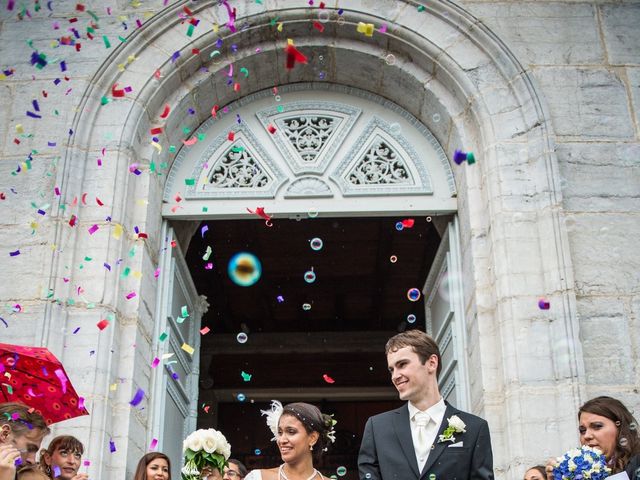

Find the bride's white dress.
xmin=245 ymin=471 xmax=262 ymax=480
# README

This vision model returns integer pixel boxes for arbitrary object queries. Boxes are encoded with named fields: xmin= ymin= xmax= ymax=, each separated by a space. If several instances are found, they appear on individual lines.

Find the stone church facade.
xmin=1 ymin=0 xmax=638 ymax=478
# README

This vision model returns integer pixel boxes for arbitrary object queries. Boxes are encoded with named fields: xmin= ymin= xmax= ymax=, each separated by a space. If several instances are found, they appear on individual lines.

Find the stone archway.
xmin=51 ymin=1 xmax=582 ymax=477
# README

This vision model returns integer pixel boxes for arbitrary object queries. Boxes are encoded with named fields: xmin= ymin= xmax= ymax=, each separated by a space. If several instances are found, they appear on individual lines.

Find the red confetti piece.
xmin=75 ymin=3 xmax=85 ymax=12
xmin=182 ymin=137 xmax=198 ymax=146
xmin=401 ymin=218 xmax=415 ymax=228
xmin=150 ymin=127 xmax=163 ymax=135
xmin=227 ymin=131 xmax=235 ymax=141
xmin=538 ymin=298 xmax=550 ymax=310
xmin=81 ymin=193 xmax=88 ymax=205
xmin=191 ymin=48 xmax=200 ymax=55
xmin=211 ymin=105 xmax=219 ymax=117
xmin=96 ymin=319 xmax=109 ymax=330
xmin=69 ymin=215 xmax=77 ymax=227
xmin=313 ymin=21 xmax=325 ymax=32
xmin=200 ymin=326 xmax=210 ymax=335
xmin=111 ymin=83 xmax=125 ymax=97
xmin=138 ymin=233 xmax=148 ymax=239
xmin=322 ymin=374 xmax=335 ymax=384
xmin=267 ymin=124 xmax=277 ymax=134
xmin=285 ymin=44 xmax=308 ymax=69
xmin=96 ymin=197 xmax=104 ymax=206
xmin=246 ymin=207 xmax=273 ymax=226
xmin=159 ymin=104 xmax=170 ymax=119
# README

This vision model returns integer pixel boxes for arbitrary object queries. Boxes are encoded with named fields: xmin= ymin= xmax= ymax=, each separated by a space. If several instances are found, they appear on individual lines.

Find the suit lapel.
xmin=392 ymin=405 xmax=421 ymax=478
xmin=420 ymin=403 xmax=458 ymax=478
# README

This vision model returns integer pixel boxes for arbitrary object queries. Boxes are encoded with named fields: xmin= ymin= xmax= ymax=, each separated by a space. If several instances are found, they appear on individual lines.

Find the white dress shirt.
xmin=408 ymin=397 xmax=447 ymax=472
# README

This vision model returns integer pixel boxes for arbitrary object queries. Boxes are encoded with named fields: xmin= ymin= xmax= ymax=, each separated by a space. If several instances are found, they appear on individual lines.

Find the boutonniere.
xmin=438 ymin=415 xmax=466 ymax=443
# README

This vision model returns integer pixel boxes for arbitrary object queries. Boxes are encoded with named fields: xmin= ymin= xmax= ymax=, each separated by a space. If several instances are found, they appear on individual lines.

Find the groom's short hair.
xmin=385 ymin=329 xmax=442 ymax=378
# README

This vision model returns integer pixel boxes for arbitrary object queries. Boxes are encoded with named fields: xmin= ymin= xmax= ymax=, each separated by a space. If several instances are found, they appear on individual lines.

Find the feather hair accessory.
xmin=261 ymin=399 xmax=283 ymax=441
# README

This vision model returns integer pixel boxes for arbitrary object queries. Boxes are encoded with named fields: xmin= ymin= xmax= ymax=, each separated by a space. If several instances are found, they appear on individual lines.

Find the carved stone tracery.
xmin=347 ymin=140 xmax=411 ymax=185
xmin=208 ymin=143 xmax=271 ymax=189
xmin=281 ymin=115 xmax=336 ymax=163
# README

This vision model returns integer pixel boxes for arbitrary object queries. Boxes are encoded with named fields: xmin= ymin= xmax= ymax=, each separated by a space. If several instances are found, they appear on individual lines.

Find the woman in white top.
xmin=245 ymin=401 xmax=336 ymax=480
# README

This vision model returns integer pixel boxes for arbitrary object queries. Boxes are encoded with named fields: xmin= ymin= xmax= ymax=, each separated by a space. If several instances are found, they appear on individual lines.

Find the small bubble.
xmin=304 ymin=270 xmax=317 ymax=283
xmin=236 ymin=332 xmax=248 ymax=344
xmin=385 ymin=54 xmax=396 ymax=65
xmin=395 ymin=222 xmax=404 ymax=231
xmin=236 ymin=393 xmax=246 ymax=402
xmin=620 ymin=437 xmax=629 ymax=447
xmin=407 ymin=314 xmax=416 ymax=323
xmin=389 ymin=255 xmax=397 ymax=263
xmin=426 ymin=216 xmax=432 ymax=222
xmin=337 ymin=466 xmax=347 ymax=477
xmin=308 ymin=209 xmax=319 ymax=218
xmin=630 ymin=422 xmax=637 ymax=431
xmin=432 ymin=113 xmax=441 ymax=123
xmin=302 ymin=303 xmax=312 ymax=311
xmin=407 ymin=288 xmax=421 ymax=302
xmin=429 ymin=475 xmax=436 ymax=480
xmin=319 ymin=55 xmax=324 ymax=61
xmin=254 ymin=449 xmax=261 ymax=455
xmin=310 ymin=238 xmax=324 ymax=251
xmin=275 ymin=95 xmax=281 ymax=102
xmin=337 ymin=16 xmax=345 ymax=25
xmin=318 ymin=10 xmax=330 ymax=23
xmin=389 ymin=123 xmax=401 ymax=135
xmin=365 ymin=475 xmax=372 ymax=479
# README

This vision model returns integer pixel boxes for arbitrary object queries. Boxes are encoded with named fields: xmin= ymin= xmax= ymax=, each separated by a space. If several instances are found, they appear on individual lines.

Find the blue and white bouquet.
xmin=552 ymin=445 xmax=611 ymax=480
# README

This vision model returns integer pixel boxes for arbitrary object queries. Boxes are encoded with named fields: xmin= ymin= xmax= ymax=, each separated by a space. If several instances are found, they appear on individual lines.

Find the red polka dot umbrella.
xmin=0 ymin=343 xmax=89 ymax=425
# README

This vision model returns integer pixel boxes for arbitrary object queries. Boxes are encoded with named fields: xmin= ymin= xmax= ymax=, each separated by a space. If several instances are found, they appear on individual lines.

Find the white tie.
xmin=414 ymin=411 xmax=431 ymax=468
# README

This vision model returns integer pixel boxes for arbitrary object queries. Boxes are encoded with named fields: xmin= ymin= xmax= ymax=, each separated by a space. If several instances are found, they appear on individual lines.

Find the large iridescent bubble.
xmin=228 ymin=252 xmax=262 ymax=286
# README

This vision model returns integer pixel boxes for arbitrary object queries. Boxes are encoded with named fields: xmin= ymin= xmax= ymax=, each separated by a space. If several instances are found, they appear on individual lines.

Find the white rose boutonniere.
xmin=438 ymin=415 xmax=467 ymax=443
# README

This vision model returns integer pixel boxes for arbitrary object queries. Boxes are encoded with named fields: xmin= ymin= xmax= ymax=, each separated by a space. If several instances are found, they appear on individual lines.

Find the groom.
xmin=358 ymin=330 xmax=494 ymax=480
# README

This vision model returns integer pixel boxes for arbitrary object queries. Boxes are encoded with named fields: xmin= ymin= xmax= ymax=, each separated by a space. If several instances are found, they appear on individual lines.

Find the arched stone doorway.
xmin=50 ymin=1 xmax=581 ymax=478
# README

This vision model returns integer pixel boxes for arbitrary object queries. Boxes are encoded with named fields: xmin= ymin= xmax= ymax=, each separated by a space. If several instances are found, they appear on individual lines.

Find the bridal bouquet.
xmin=181 ymin=428 xmax=231 ymax=480
xmin=552 ymin=445 xmax=611 ymax=480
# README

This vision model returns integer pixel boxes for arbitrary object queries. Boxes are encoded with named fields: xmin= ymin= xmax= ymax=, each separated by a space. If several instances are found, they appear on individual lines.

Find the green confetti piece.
xmin=417 ymin=5 xmax=426 ymax=12
xmin=182 ymin=127 xmax=191 ymax=135
xmin=84 ymin=256 xmax=92 ymax=261
xmin=186 ymin=24 xmax=195 ymax=37
xmin=103 ymin=35 xmax=111 ymax=48
xmin=67 ymin=299 xmax=75 ymax=305
xmin=87 ymin=26 xmax=95 ymax=34
xmin=101 ymin=96 xmax=110 ymax=105
xmin=87 ymin=303 xmax=96 ymax=309
xmin=202 ymin=206 xmax=208 ymax=212
xmin=4 ymin=385 xmax=12 ymax=394
xmin=121 ymin=267 xmax=131 ymax=277
xmin=168 ymin=146 xmax=176 ymax=153
xmin=241 ymin=371 xmax=252 ymax=381
xmin=197 ymin=133 xmax=206 ymax=141
xmin=270 ymin=17 xmax=279 ymax=26
xmin=25 ymin=160 xmax=32 ymax=170
xmin=159 ymin=332 xmax=168 ymax=341
xmin=128 ymin=247 xmax=135 ymax=257
xmin=118 ymin=36 xmax=127 ymax=43
xmin=181 ymin=305 xmax=189 ymax=318
xmin=150 ymin=162 xmax=156 ymax=172
xmin=185 ymin=178 xmax=195 ymax=186
xmin=87 ymin=10 xmax=99 ymax=22
xmin=176 ymin=316 xmax=185 ymax=324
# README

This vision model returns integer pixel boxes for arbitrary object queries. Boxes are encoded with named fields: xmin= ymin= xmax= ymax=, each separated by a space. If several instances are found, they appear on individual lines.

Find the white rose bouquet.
xmin=181 ymin=428 xmax=231 ymax=480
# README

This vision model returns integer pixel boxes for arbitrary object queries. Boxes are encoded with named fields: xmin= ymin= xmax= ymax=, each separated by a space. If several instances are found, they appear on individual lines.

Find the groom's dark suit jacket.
xmin=358 ymin=402 xmax=494 ymax=480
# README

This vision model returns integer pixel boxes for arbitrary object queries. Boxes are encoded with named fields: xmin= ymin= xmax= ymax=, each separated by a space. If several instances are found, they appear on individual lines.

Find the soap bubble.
xmin=308 ymin=209 xmax=319 ymax=218
xmin=254 ymin=449 xmax=261 ymax=455
xmin=620 ymin=437 xmax=629 ymax=447
xmin=337 ymin=466 xmax=347 ymax=476
xmin=389 ymin=123 xmax=401 ymax=135
xmin=318 ymin=10 xmax=330 ymax=23
xmin=365 ymin=475 xmax=372 ymax=479
xmin=432 ymin=113 xmax=441 ymax=123
xmin=304 ymin=270 xmax=317 ymax=283
xmin=310 ymin=238 xmax=324 ymax=251
xmin=389 ymin=255 xmax=397 ymax=263
xmin=407 ymin=314 xmax=416 ymax=323
xmin=275 ymin=95 xmax=281 ymax=102
xmin=302 ymin=303 xmax=312 ymax=311
xmin=429 ymin=475 xmax=436 ymax=480
xmin=630 ymin=422 xmax=637 ymax=431
xmin=426 ymin=216 xmax=432 ymax=222
xmin=385 ymin=54 xmax=396 ymax=65
xmin=407 ymin=288 xmax=421 ymax=302
xmin=236 ymin=332 xmax=248 ymax=344
xmin=395 ymin=222 xmax=404 ymax=231
xmin=228 ymin=252 xmax=262 ymax=286
xmin=337 ymin=16 xmax=345 ymax=25
xmin=237 ymin=393 xmax=246 ymax=402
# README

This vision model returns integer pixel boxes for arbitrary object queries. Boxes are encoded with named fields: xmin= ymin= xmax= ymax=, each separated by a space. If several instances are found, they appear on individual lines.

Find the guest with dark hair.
xmin=133 ymin=452 xmax=171 ymax=480
xmin=245 ymin=401 xmax=336 ymax=480
xmin=524 ymin=465 xmax=546 ymax=480
xmin=546 ymin=396 xmax=640 ymax=480
xmin=39 ymin=435 xmax=87 ymax=480
xmin=223 ymin=459 xmax=247 ymax=480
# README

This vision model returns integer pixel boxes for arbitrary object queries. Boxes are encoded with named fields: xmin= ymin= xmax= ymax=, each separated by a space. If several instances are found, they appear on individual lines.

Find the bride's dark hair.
xmin=282 ymin=402 xmax=333 ymax=461
xmin=579 ymin=396 xmax=640 ymax=474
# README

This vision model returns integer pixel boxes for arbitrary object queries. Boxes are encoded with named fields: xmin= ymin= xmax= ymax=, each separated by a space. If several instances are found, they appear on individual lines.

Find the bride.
xmin=245 ymin=401 xmax=336 ymax=480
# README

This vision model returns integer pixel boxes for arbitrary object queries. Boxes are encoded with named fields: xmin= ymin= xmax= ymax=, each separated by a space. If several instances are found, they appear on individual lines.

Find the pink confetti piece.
xmin=88 ymin=224 xmax=99 ymax=234
xmin=205 ymin=262 xmax=213 ymax=270
xmin=78 ymin=397 xmax=85 ymax=409
xmin=149 ymin=438 xmax=158 ymax=450
xmin=151 ymin=357 xmax=160 ymax=368
xmin=129 ymin=387 xmax=144 ymax=406
xmin=54 ymin=368 xmax=68 ymax=393
xmin=200 ymin=326 xmax=210 ymax=335
xmin=27 ymin=387 xmax=43 ymax=397
xmin=125 ymin=291 xmax=137 ymax=300
xmin=83 ymin=460 xmax=90 ymax=467
xmin=154 ymin=268 xmax=161 ymax=278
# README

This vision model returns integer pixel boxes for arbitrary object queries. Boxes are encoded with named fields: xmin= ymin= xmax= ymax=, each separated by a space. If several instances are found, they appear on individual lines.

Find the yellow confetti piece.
xmin=113 ymin=223 xmax=123 ymax=239
xmin=132 ymin=271 xmax=142 ymax=279
xmin=109 ymin=383 xmax=118 ymax=391
xmin=117 ymin=63 xmax=126 ymax=72
xmin=213 ymin=23 xmax=219 ymax=33
xmin=181 ymin=342 xmax=195 ymax=355
xmin=15 ymin=124 xmax=24 ymax=134
xmin=127 ymin=55 xmax=136 ymax=63
xmin=277 ymin=22 xmax=283 ymax=32
xmin=151 ymin=141 xmax=162 ymax=153
xmin=357 ymin=22 xmax=375 ymax=37
xmin=136 ymin=199 xmax=149 ymax=206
